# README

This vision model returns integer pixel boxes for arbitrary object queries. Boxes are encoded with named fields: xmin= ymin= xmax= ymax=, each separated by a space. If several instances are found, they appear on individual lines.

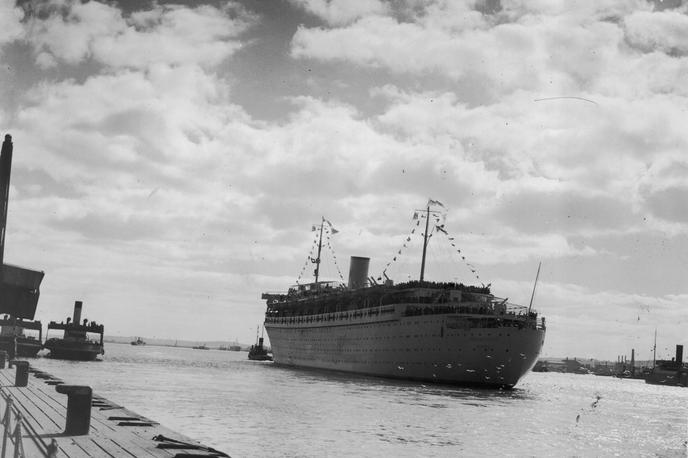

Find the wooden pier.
xmin=0 ymin=359 xmax=229 ymax=457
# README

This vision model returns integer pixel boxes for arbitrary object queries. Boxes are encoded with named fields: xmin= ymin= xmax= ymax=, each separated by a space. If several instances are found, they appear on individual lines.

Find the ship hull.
xmin=248 ymin=353 xmax=273 ymax=361
xmin=0 ymin=337 xmax=42 ymax=358
xmin=44 ymin=339 xmax=103 ymax=361
xmin=645 ymin=367 xmax=688 ymax=387
xmin=266 ymin=312 xmax=545 ymax=388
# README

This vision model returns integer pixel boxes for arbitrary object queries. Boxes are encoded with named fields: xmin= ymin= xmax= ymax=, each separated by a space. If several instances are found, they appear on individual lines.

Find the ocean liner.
xmin=262 ymin=203 xmax=546 ymax=388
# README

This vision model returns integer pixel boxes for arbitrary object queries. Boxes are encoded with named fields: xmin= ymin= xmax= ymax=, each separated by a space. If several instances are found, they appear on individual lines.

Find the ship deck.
xmin=0 ymin=361 xmax=227 ymax=457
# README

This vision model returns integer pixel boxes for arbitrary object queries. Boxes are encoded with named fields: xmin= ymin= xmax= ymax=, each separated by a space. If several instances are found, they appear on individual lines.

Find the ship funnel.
xmin=348 ymin=256 xmax=370 ymax=289
xmin=676 ymin=345 xmax=684 ymax=365
xmin=72 ymin=301 xmax=83 ymax=324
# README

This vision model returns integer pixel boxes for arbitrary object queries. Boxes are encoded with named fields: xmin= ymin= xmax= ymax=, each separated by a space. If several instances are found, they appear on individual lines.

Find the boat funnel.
xmin=348 ymin=256 xmax=370 ymax=289
xmin=72 ymin=301 xmax=83 ymax=324
xmin=676 ymin=345 xmax=684 ymax=365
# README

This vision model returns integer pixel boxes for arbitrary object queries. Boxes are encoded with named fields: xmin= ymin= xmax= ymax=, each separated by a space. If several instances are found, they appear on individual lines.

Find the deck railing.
xmin=0 ymin=389 xmax=58 ymax=458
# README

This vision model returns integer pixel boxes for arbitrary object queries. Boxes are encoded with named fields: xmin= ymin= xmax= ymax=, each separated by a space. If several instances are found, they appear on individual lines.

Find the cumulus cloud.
xmin=291 ymin=15 xmax=555 ymax=98
xmin=289 ymin=0 xmax=389 ymax=25
xmin=492 ymin=189 xmax=639 ymax=234
xmin=25 ymin=0 xmax=252 ymax=69
xmin=0 ymin=1 xmax=24 ymax=46
xmin=624 ymin=9 xmax=688 ymax=55
xmin=1 ymin=0 xmax=685 ymax=346
xmin=291 ymin=1 xmax=687 ymax=102
xmin=643 ymin=186 xmax=688 ymax=223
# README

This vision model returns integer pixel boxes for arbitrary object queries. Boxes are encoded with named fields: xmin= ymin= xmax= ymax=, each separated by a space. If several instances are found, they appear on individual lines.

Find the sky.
xmin=0 ymin=0 xmax=686 ymax=360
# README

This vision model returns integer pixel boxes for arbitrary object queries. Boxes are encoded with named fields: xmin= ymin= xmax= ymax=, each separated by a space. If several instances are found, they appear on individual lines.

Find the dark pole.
xmin=0 ymin=134 xmax=13 ymax=268
xmin=314 ymin=217 xmax=324 ymax=285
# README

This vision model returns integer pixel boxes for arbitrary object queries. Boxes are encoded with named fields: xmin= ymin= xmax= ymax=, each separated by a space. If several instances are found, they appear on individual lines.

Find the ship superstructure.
xmin=44 ymin=300 xmax=104 ymax=361
xmin=0 ymin=135 xmax=45 ymax=358
xmin=263 ymin=203 xmax=546 ymax=389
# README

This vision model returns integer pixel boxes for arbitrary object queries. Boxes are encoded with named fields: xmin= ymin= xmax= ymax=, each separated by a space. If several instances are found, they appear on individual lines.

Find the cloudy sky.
xmin=0 ymin=0 xmax=686 ymax=360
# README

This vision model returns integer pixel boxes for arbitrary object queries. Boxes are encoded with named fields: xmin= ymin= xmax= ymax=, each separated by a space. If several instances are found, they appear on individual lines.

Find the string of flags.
xmin=378 ymin=206 xmax=483 ymax=283
xmin=324 ymin=227 xmax=345 ymax=283
xmin=380 ymin=213 xmax=424 ymax=277
xmin=296 ymin=230 xmax=321 ymax=284
xmin=439 ymin=225 xmax=482 ymax=283
xmin=297 ymin=219 xmax=343 ymax=284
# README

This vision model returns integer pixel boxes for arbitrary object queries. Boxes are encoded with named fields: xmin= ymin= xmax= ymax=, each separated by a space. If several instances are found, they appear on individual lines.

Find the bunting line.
xmin=435 ymin=224 xmax=482 ymax=283
xmin=379 ymin=212 xmax=432 ymax=279
xmin=376 ymin=208 xmax=484 ymax=284
xmin=297 ymin=221 xmax=345 ymax=285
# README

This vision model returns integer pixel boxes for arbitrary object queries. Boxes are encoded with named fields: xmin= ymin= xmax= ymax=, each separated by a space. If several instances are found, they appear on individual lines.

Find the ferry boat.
xmin=44 ymin=300 xmax=105 ymax=361
xmin=262 ymin=203 xmax=546 ymax=389
xmin=0 ymin=315 xmax=43 ymax=357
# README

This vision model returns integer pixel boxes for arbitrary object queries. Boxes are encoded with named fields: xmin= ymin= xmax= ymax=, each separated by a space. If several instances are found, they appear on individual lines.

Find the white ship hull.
xmin=265 ymin=305 xmax=545 ymax=388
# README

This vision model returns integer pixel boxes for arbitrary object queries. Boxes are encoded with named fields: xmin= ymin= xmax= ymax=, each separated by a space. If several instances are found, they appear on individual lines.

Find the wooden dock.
xmin=0 ymin=360 xmax=229 ymax=457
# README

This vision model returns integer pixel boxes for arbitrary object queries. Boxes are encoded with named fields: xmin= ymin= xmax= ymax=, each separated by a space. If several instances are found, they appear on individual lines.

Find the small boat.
xmin=248 ymin=327 xmax=272 ymax=361
xmin=221 ymin=337 xmax=242 ymax=351
xmin=645 ymin=342 xmax=687 ymax=387
xmin=193 ymin=344 xmax=209 ymax=350
xmin=130 ymin=337 xmax=146 ymax=346
xmin=0 ymin=315 xmax=43 ymax=358
xmin=43 ymin=300 xmax=104 ymax=361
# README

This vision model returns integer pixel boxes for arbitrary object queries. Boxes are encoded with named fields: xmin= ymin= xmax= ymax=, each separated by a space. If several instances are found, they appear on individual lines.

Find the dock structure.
xmin=0 ymin=356 xmax=228 ymax=457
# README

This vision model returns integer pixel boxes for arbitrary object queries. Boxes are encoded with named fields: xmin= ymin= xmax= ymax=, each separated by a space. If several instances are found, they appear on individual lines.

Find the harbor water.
xmin=31 ymin=343 xmax=687 ymax=457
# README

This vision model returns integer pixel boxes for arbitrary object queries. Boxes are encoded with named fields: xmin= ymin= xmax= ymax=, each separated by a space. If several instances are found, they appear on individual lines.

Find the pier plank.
xmin=0 ymin=364 xmax=226 ymax=458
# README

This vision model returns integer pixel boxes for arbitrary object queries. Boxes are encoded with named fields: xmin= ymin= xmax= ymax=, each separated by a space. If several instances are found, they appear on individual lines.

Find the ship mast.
xmin=313 ymin=216 xmax=325 ymax=285
xmin=419 ymin=205 xmax=430 ymax=283
xmin=652 ymin=328 xmax=657 ymax=369
xmin=527 ymin=261 xmax=542 ymax=314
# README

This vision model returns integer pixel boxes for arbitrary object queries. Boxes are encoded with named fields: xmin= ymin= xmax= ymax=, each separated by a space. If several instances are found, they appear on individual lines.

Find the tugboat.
xmin=0 ymin=315 xmax=43 ymax=357
xmin=248 ymin=327 xmax=272 ymax=361
xmin=646 ymin=343 xmax=687 ymax=387
xmin=43 ymin=300 xmax=105 ymax=361
xmin=130 ymin=337 xmax=146 ymax=346
xmin=0 ymin=135 xmax=46 ymax=359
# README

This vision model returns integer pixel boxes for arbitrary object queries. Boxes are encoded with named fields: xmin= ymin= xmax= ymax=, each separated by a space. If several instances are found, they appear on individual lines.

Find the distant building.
xmin=533 ymin=357 xmax=587 ymax=374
